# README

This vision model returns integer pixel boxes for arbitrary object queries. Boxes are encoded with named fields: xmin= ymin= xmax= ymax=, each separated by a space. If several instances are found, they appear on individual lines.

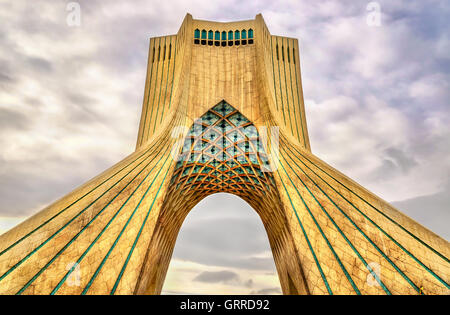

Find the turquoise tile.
xmin=202 ymin=111 xmax=220 ymax=126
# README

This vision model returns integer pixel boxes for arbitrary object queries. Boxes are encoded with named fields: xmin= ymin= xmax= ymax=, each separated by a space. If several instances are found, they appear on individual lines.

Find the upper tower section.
xmin=192 ymin=19 xmax=255 ymax=47
xmin=136 ymin=14 xmax=311 ymax=151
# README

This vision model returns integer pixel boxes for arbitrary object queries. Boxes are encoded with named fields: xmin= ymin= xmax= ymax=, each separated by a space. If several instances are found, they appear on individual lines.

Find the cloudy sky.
xmin=0 ymin=1 xmax=449 ymax=294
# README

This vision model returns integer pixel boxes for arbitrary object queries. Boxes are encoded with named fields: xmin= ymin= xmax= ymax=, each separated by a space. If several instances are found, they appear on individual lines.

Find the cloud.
xmin=0 ymin=107 xmax=30 ymax=131
xmin=392 ymin=183 xmax=450 ymax=241
xmin=171 ymin=193 xmax=278 ymax=271
xmin=162 ymin=260 xmax=279 ymax=295
xmin=383 ymin=147 xmax=417 ymax=174
xmin=250 ymin=287 xmax=281 ymax=295
xmin=193 ymin=270 xmax=240 ymax=283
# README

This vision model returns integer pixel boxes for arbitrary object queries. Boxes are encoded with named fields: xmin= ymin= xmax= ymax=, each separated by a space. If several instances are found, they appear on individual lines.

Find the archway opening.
xmin=161 ymin=193 xmax=282 ymax=295
xmin=133 ymin=101 xmax=309 ymax=295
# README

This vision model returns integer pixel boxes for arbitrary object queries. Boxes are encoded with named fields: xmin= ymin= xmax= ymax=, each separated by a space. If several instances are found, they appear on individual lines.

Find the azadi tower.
xmin=0 ymin=14 xmax=449 ymax=295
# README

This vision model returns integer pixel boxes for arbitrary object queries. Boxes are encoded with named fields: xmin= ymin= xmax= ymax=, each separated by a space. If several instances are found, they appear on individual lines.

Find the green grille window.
xmin=194 ymin=29 xmax=200 ymax=39
xmin=235 ymin=30 xmax=240 ymax=40
xmin=208 ymin=30 xmax=213 ymax=40
xmin=215 ymin=31 xmax=220 ymax=40
xmin=248 ymin=29 xmax=254 ymax=38
xmin=241 ymin=29 xmax=247 ymax=39
xmin=222 ymin=31 xmax=226 ymax=40
xmin=201 ymin=30 xmax=207 ymax=39
xmin=228 ymin=31 xmax=233 ymax=40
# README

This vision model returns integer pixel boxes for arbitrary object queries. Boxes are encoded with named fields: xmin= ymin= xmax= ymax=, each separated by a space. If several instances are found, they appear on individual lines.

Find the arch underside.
xmin=134 ymin=101 xmax=308 ymax=294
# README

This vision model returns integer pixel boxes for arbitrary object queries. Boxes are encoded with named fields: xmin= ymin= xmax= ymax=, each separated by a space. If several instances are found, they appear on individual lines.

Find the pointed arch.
xmin=171 ymin=100 xmax=274 ymax=199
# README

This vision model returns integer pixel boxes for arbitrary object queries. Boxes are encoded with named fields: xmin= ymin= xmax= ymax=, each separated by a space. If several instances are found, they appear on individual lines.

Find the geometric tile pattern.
xmin=170 ymin=101 xmax=276 ymax=198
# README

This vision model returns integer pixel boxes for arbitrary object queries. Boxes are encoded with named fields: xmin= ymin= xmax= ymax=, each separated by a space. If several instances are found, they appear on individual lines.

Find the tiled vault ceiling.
xmin=170 ymin=101 xmax=277 ymax=202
